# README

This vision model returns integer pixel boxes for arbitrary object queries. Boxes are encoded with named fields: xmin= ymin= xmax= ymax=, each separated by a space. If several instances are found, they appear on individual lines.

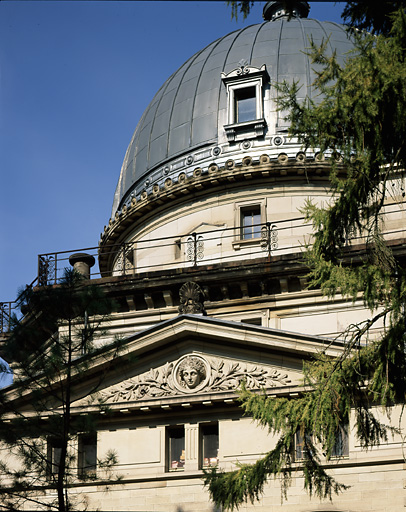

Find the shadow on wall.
xmin=176 ymin=506 xmax=221 ymax=512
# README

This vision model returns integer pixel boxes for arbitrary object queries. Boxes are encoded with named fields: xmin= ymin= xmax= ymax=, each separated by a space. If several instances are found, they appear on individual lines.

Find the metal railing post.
xmin=187 ymin=232 xmax=204 ymax=266
xmin=261 ymin=222 xmax=278 ymax=257
xmin=122 ymin=243 xmax=127 ymax=276
xmin=54 ymin=253 xmax=58 ymax=285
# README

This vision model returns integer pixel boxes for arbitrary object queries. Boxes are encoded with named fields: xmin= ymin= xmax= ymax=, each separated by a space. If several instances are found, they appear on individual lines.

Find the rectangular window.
xmin=294 ymin=429 xmax=313 ymax=461
xmin=241 ymin=206 xmax=261 ymax=239
xmin=201 ymin=423 xmax=219 ymax=468
xmin=47 ymin=437 xmax=64 ymax=478
xmin=222 ymin=66 xmax=268 ymax=142
xmin=331 ymin=423 xmax=349 ymax=458
xmin=295 ymin=423 xmax=349 ymax=461
xmin=235 ymin=86 xmax=256 ymax=123
xmin=78 ymin=433 xmax=97 ymax=478
xmin=167 ymin=426 xmax=185 ymax=471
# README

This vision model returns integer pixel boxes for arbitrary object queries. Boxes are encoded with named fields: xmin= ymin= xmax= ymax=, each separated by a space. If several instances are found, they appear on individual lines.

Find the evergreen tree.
xmin=226 ymin=0 xmax=253 ymax=20
xmin=0 ymin=269 xmax=120 ymax=511
xmin=205 ymin=3 xmax=406 ymax=509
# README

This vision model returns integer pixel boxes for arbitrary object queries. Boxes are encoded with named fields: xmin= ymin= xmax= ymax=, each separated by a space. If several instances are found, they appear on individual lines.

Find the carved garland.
xmin=103 ymin=355 xmax=291 ymax=403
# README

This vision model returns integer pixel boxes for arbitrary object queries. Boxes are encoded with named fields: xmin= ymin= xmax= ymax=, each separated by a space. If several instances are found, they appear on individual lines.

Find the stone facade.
xmin=5 ymin=309 xmax=406 ymax=511
xmin=3 ymin=2 xmax=406 ymax=511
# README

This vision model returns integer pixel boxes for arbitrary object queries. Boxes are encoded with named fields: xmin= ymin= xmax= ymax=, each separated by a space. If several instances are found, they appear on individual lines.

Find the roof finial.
xmin=263 ymin=1 xmax=310 ymax=21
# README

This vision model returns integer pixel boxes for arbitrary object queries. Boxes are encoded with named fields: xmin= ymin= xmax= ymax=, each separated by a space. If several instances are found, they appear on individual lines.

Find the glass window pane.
xmin=295 ymin=430 xmax=312 ymax=461
xmin=332 ymin=423 xmax=349 ymax=457
xmin=241 ymin=317 xmax=262 ymax=326
xmin=78 ymin=433 xmax=97 ymax=477
xmin=252 ymin=211 xmax=261 ymax=237
xmin=47 ymin=438 xmax=64 ymax=478
xmin=168 ymin=427 xmax=185 ymax=470
xmin=295 ymin=430 xmax=305 ymax=460
xmin=235 ymin=87 xmax=256 ymax=123
xmin=202 ymin=424 xmax=219 ymax=468
xmin=241 ymin=206 xmax=261 ymax=239
xmin=52 ymin=446 xmax=62 ymax=472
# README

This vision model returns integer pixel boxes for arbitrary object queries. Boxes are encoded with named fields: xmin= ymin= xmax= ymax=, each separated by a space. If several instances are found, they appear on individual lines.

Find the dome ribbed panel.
xmin=223 ymin=24 xmax=262 ymax=74
xmin=191 ymin=30 xmax=243 ymax=149
xmin=148 ymin=48 xmax=207 ymax=169
xmin=112 ymin=18 xmax=353 ymax=216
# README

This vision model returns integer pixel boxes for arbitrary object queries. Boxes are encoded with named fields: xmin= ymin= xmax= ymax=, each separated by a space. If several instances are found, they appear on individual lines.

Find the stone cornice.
xmin=99 ymin=156 xmax=339 ymax=273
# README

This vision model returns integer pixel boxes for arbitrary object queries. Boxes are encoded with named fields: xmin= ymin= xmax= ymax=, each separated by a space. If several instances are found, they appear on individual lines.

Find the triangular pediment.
xmin=70 ymin=315 xmax=343 ymax=411
xmin=95 ymin=352 xmax=294 ymax=405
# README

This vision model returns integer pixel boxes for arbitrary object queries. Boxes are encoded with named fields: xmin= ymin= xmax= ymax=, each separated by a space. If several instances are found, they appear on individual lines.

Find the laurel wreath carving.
xmin=103 ymin=358 xmax=291 ymax=403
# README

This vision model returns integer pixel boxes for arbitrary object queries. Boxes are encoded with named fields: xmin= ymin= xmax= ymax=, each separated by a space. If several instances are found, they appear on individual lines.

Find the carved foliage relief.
xmin=103 ymin=354 xmax=291 ymax=403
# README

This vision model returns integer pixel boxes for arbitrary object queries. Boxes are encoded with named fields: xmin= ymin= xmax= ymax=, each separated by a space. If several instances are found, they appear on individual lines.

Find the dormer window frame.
xmin=222 ymin=64 xmax=269 ymax=142
xmin=229 ymin=81 xmax=262 ymax=124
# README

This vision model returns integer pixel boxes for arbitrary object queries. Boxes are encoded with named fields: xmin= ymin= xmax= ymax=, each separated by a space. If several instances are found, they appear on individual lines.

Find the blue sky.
xmin=0 ymin=1 xmax=345 ymax=304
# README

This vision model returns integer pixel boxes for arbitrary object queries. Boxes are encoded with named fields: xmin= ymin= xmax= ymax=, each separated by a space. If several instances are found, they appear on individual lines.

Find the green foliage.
xmin=204 ymin=438 xmax=294 ymax=510
xmin=279 ymin=6 xmax=406 ymax=312
xmin=342 ymin=1 xmax=406 ymax=35
xmin=227 ymin=1 xmax=254 ymax=20
xmin=0 ymin=269 xmax=119 ymax=511
xmin=206 ymin=5 xmax=406 ymax=510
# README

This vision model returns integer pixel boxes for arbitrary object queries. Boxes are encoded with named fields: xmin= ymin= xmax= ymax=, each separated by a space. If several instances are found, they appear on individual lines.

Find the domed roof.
xmin=112 ymin=4 xmax=353 ymax=217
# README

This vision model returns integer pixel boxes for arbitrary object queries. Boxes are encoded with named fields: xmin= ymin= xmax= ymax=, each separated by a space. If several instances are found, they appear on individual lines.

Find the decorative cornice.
xmin=99 ymin=154 xmax=340 ymax=273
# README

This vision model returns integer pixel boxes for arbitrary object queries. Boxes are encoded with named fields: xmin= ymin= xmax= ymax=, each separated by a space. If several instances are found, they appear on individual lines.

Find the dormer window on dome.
xmin=221 ymin=63 xmax=269 ymax=143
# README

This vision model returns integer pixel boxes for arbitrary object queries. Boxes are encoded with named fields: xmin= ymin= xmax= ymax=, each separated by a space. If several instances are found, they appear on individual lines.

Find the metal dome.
xmin=112 ymin=8 xmax=353 ymax=217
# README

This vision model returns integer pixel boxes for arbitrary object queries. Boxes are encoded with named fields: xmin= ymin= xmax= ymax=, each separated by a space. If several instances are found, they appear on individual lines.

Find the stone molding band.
xmin=99 ymin=156 xmax=339 ymax=273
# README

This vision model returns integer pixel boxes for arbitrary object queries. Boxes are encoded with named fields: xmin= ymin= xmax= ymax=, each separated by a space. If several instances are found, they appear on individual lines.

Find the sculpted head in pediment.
xmin=101 ymin=352 xmax=292 ymax=404
xmin=174 ymin=355 xmax=209 ymax=393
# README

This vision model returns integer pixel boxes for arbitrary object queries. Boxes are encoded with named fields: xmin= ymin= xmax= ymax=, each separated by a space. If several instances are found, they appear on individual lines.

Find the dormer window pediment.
xmin=221 ymin=63 xmax=269 ymax=82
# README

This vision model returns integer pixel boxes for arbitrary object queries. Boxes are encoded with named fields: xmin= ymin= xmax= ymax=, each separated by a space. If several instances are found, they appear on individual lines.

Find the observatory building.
xmin=3 ymin=2 xmax=406 ymax=511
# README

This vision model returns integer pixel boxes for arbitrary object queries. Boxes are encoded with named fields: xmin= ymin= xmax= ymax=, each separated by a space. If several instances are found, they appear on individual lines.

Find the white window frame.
xmin=221 ymin=64 xmax=269 ymax=142
xmin=294 ymin=429 xmax=313 ymax=462
xmin=233 ymin=199 xmax=266 ymax=248
xmin=227 ymin=79 xmax=263 ymax=125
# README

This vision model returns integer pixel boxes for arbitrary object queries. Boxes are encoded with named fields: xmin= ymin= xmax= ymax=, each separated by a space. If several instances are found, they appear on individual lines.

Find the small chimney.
xmin=69 ymin=253 xmax=95 ymax=280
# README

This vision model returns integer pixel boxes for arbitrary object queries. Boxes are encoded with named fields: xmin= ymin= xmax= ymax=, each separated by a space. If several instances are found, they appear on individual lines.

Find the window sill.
xmin=232 ymin=238 xmax=262 ymax=250
xmin=224 ymin=118 xmax=266 ymax=142
xmin=294 ymin=456 xmax=350 ymax=465
xmin=78 ymin=472 xmax=97 ymax=481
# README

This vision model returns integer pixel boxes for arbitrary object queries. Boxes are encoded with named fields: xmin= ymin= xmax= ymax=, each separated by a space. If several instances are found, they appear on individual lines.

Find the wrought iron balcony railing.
xmin=2 ymin=202 xmax=405 ymax=334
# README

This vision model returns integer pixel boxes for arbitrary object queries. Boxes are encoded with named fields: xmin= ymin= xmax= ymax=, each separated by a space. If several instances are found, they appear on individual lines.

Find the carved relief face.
xmin=181 ymin=366 xmax=200 ymax=388
xmin=176 ymin=355 xmax=207 ymax=392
